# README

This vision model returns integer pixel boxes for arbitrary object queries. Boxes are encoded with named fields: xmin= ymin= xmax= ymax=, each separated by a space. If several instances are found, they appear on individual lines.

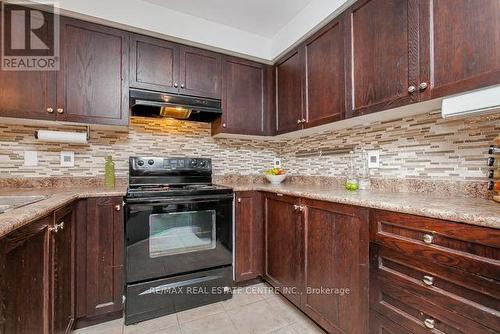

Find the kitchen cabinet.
xmin=179 ymin=46 xmax=221 ymax=99
xmin=130 ymin=34 xmax=180 ymax=94
xmin=369 ymin=210 xmax=500 ymax=333
xmin=264 ymin=193 xmax=303 ymax=305
xmin=0 ymin=216 xmax=52 ymax=334
xmin=302 ymin=198 xmax=369 ymax=334
xmin=263 ymin=193 xmax=370 ymax=333
xmin=75 ymin=197 xmax=124 ymax=327
xmin=234 ymin=192 xmax=263 ymax=283
xmin=57 ymin=17 xmax=129 ymax=126
xmin=275 ymin=49 xmax=304 ymax=134
xmin=130 ymin=35 xmax=222 ymax=99
xmin=51 ymin=205 xmax=75 ymax=334
xmin=345 ymin=0 xmax=420 ymax=118
xmin=0 ymin=203 xmax=75 ymax=334
xmin=303 ymin=17 xmax=346 ymax=128
xmin=0 ymin=7 xmax=56 ymax=121
xmin=419 ymin=0 xmax=500 ymax=100
xmin=212 ymin=56 xmax=274 ymax=136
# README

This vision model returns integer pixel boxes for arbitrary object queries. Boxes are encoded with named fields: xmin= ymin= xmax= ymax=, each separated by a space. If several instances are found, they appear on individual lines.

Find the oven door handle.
xmin=125 ymin=193 xmax=233 ymax=205
xmin=138 ymin=275 xmax=224 ymax=296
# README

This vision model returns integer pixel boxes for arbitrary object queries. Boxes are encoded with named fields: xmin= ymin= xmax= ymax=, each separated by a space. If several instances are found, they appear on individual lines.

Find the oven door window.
xmin=149 ymin=210 xmax=216 ymax=258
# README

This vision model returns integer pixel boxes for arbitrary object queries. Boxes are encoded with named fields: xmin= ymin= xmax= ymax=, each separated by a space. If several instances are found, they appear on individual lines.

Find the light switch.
xmin=367 ymin=150 xmax=380 ymax=168
xmin=24 ymin=151 xmax=38 ymax=166
xmin=60 ymin=151 xmax=74 ymax=167
xmin=273 ymin=158 xmax=282 ymax=168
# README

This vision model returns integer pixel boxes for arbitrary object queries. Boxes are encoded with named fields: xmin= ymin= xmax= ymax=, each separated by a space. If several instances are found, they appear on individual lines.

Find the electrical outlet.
xmin=273 ymin=158 xmax=282 ymax=168
xmin=60 ymin=151 xmax=74 ymax=167
xmin=367 ymin=150 xmax=380 ymax=168
xmin=24 ymin=151 xmax=38 ymax=166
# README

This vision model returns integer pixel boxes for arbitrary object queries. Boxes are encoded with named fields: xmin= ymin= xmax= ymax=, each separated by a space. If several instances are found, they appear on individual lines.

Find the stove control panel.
xmin=130 ymin=157 xmax=211 ymax=172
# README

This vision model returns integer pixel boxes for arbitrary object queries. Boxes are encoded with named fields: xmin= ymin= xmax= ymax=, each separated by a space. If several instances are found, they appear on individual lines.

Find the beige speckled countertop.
xmin=219 ymin=183 xmax=500 ymax=229
xmin=0 ymin=186 xmax=127 ymax=238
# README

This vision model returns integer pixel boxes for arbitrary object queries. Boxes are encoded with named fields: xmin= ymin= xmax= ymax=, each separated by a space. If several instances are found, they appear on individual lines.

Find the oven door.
xmin=125 ymin=194 xmax=233 ymax=283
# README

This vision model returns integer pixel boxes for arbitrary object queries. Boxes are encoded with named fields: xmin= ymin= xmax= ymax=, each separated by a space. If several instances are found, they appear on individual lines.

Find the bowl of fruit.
xmin=264 ymin=168 xmax=287 ymax=185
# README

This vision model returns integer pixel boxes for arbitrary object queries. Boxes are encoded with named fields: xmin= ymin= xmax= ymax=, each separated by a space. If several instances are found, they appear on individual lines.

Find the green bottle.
xmin=104 ymin=156 xmax=115 ymax=188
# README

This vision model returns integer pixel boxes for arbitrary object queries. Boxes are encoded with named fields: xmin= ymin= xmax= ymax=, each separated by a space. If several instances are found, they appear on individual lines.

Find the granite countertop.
xmin=219 ymin=183 xmax=500 ymax=229
xmin=0 ymin=186 xmax=127 ymax=238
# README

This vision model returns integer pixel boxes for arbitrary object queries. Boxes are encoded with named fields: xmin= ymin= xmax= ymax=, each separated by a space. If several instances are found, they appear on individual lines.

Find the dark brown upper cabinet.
xmin=275 ymin=49 xmax=304 ymax=134
xmin=130 ymin=35 xmax=180 ymax=94
xmin=0 ymin=8 xmax=56 ymax=121
xmin=57 ymin=17 xmax=130 ymax=126
xmin=130 ymin=35 xmax=222 ymax=99
xmin=212 ymin=56 xmax=273 ymax=136
xmin=303 ymin=17 xmax=346 ymax=128
xmin=419 ymin=0 xmax=500 ymax=100
xmin=345 ymin=0 xmax=420 ymax=118
xmin=179 ymin=46 xmax=221 ymax=99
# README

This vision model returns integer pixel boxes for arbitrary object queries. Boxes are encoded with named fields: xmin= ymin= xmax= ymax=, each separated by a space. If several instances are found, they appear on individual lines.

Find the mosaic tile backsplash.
xmin=0 ymin=111 xmax=499 ymax=183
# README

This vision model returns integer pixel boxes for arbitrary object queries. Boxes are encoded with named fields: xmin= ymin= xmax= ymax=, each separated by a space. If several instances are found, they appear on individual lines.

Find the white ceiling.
xmin=28 ymin=0 xmax=352 ymax=61
xmin=142 ymin=0 xmax=314 ymax=38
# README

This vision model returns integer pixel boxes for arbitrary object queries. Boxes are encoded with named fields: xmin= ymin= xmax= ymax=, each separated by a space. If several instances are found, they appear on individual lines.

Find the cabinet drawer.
xmin=370 ymin=311 xmax=412 ymax=334
xmin=370 ymin=210 xmax=500 ymax=279
xmin=371 ymin=245 xmax=500 ymax=331
xmin=371 ymin=273 xmax=498 ymax=333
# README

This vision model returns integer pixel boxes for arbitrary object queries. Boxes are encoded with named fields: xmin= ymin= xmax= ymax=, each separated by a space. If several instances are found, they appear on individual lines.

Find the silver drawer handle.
xmin=422 ymin=275 xmax=434 ymax=286
xmin=424 ymin=318 xmax=435 ymax=329
xmin=423 ymin=234 xmax=434 ymax=244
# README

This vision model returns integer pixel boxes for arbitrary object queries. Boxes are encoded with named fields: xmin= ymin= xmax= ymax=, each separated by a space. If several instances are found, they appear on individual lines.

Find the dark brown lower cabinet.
xmin=234 ymin=192 xmax=263 ymax=283
xmin=51 ymin=205 xmax=76 ymax=334
xmin=75 ymin=197 xmax=124 ymax=328
xmin=263 ymin=193 xmax=369 ymax=333
xmin=369 ymin=210 xmax=500 ymax=333
xmin=0 ymin=203 xmax=75 ymax=334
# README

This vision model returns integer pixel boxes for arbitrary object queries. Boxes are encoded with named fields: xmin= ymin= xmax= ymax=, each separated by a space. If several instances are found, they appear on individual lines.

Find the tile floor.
xmin=73 ymin=283 xmax=326 ymax=334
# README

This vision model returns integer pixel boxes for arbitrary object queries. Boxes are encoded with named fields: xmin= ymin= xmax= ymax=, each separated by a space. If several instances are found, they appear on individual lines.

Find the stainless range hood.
xmin=130 ymin=89 xmax=222 ymax=122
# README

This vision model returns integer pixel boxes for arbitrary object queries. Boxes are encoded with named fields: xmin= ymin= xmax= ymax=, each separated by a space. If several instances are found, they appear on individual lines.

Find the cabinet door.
xmin=57 ymin=17 xmax=129 ymax=126
xmin=264 ymin=193 xmax=302 ymax=306
xmin=419 ymin=0 xmax=500 ymax=100
xmin=130 ymin=34 xmax=180 ymax=94
xmin=345 ymin=0 xmax=419 ymax=117
xmin=51 ymin=205 xmax=75 ymax=334
xmin=179 ymin=46 xmax=221 ymax=99
xmin=302 ymin=199 xmax=369 ymax=334
xmin=275 ymin=49 xmax=304 ymax=134
xmin=304 ymin=17 xmax=345 ymax=128
xmin=85 ymin=197 xmax=124 ymax=317
xmin=214 ymin=56 xmax=272 ymax=135
xmin=235 ymin=192 xmax=263 ymax=283
xmin=0 ymin=216 xmax=51 ymax=334
xmin=0 ymin=7 xmax=56 ymax=121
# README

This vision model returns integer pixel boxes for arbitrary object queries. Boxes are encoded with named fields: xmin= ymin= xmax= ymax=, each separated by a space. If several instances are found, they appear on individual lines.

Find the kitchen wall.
xmin=0 ymin=110 xmax=498 ymax=184
xmin=281 ymin=110 xmax=500 ymax=181
xmin=0 ymin=117 xmax=280 ymax=178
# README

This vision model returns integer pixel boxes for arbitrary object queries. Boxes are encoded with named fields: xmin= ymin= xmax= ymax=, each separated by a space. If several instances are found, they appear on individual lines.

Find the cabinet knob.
xmin=301 ymin=118 xmax=306 ymax=123
xmin=115 ymin=204 xmax=121 ymax=211
xmin=56 ymin=108 xmax=64 ymax=114
xmin=237 ymin=198 xmax=241 ymax=203
xmin=293 ymin=204 xmax=300 ymax=211
xmin=46 ymin=107 xmax=54 ymax=113
xmin=422 ymin=275 xmax=434 ymax=286
xmin=423 ymin=318 xmax=435 ymax=329
xmin=174 ymin=82 xmax=178 ymax=88
xmin=297 ymin=119 xmax=302 ymax=124
xmin=222 ymin=123 xmax=227 ymax=128
xmin=419 ymin=82 xmax=428 ymax=91
xmin=408 ymin=85 xmax=416 ymax=93
xmin=180 ymin=84 xmax=185 ymax=89
xmin=423 ymin=234 xmax=434 ymax=244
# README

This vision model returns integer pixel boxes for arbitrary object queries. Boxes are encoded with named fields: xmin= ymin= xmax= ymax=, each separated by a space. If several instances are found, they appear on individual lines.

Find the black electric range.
xmin=124 ymin=157 xmax=233 ymax=325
